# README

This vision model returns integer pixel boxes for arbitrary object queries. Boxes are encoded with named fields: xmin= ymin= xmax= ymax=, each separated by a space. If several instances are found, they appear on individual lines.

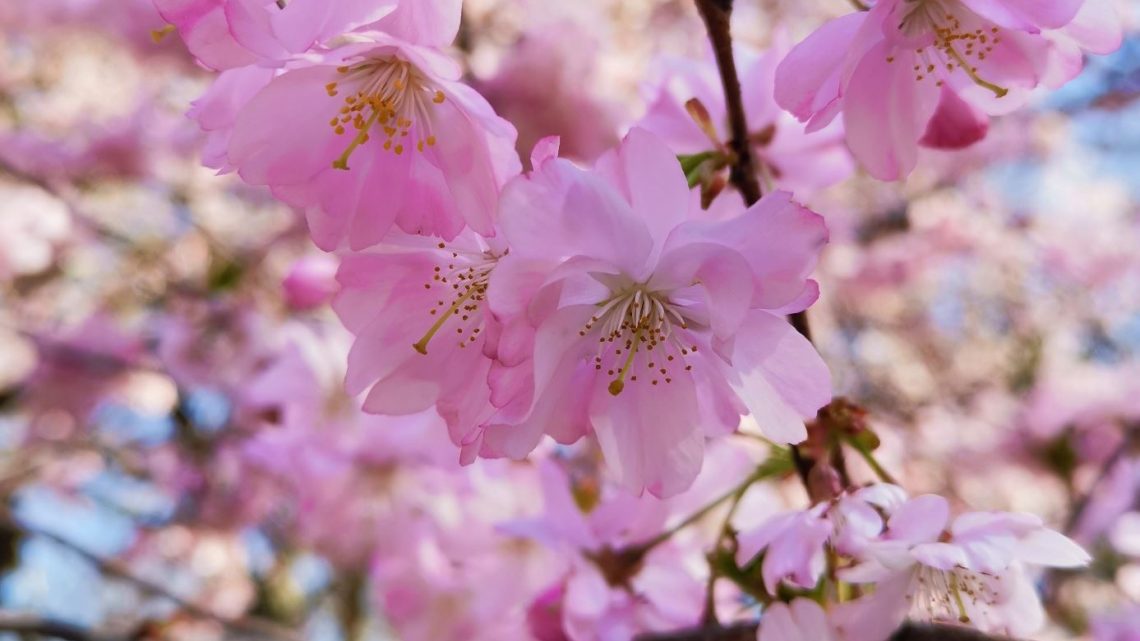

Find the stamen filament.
xmin=413 ymin=286 xmax=479 ymax=355
xmin=945 ymin=46 xmax=1008 ymax=98
xmin=332 ymin=108 xmax=383 ymax=170
xmin=949 ymin=573 xmax=971 ymax=623
xmin=608 ymin=330 xmax=642 ymax=396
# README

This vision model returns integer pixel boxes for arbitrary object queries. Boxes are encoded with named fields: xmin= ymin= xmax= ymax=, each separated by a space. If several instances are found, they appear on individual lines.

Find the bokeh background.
xmin=1 ymin=0 xmax=1140 ymax=639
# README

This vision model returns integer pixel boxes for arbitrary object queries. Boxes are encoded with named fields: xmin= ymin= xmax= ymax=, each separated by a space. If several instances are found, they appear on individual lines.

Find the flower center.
xmin=325 ymin=57 xmax=446 ymax=170
xmin=912 ymin=565 xmax=999 ymax=625
xmin=892 ymin=0 xmax=1008 ymax=97
xmin=579 ymin=286 xmax=697 ymax=396
xmin=412 ymin=244 xmax=501 ymax=355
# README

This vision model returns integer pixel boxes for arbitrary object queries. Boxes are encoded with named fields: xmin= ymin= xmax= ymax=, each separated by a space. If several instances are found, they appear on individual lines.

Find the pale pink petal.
xmin=758 ymin=602 xmax=801 ymax=641
xmin=730 ymin=311 xmax=831 ymax=440
xmin=589 ymin=372 xmax=704 ymax=498
xmin=959 ymin=0 xmax=1083 ymax=30
xmin=667 ymin=191 xmax=828 ymax=312
xmin=1015 ymin=529 xmax=1090 ymax=568
xmin=831 ymin=571 xmax=912 ymax=641
xmin=911 ymin=542 xmax=970 ymax=570
xmin=774 ymin=12 xmax=867 ymax=124
xmin=594 ymin=128 xmax=691 ymax=251
xmin=647 ymin=243 xmax=753 ymax=340
xmin=499 ymin=158 xmax=654 ymax=275
xmin=788 ymin=599 xmax=835 ymax=641
xmin=1060 ymin=0 xmax=1123 ymax=55
xmin=531 ymin=135 xmax=562 ymax=168
xmin=887 ymin=495 xmax=950 ymax=544
xmin=843 ymin=44 xmax=939 ymax=180
xmin=373 ymin=0 xmax=463 ymax=47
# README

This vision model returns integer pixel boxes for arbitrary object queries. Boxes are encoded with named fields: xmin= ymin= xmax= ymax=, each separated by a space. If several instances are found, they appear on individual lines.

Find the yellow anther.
xmin=151 ymin=24 xmax=175 ymax=43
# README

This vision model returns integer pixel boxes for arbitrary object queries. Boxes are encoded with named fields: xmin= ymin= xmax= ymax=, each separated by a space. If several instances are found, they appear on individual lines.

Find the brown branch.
xmin=692 ymin=0 xmax=814 ymax=345
xmin=0 ymin=612 xmax=130 ymax=641
xmin=692 ymin=0 xmax=762 ymax=206
xmin=635 ymin=621 xmax=1024 ymax=641
xmin=689 ymin=0 xmax=830 ymax=485
xmin=0 ymin=508 xmax=301 ymax=641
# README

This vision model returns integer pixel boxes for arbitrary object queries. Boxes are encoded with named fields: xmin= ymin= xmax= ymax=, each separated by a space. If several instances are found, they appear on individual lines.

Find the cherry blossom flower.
xmin=333 ymin=232 xmax=508 ymax=453
xmin=775 ymin=0 xmax=1122 ymax=179
xmin=223 ymin=32 xmax=520 ymax=249
xmin=840 ymin=494 xmax=1090 ymax=637
xmin=483 ymin=129 xmax=831 ymax=497
xmin=505 ymin=461 xmax=704 ymax=640
xmin=638 ymin=41 xmax=852 ymax=195
xmin=736 ymin=505 xmax=831 ymax=594
xmin=734 ymin=483 xmax=905 ymax=594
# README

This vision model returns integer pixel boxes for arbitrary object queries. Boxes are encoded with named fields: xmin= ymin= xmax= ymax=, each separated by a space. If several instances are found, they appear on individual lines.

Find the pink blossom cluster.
xmin=162 ymin=0 xmax=846 ymax=498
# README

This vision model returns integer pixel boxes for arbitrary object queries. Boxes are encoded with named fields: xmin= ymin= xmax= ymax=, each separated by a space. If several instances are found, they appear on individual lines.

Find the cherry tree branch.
xmin=693 ymin=0 xmax=824 ymax=498
xmin=692 ymin=0 xmax=762 ymax=206
xmin=0 ymin=612 xmax=131 ymax=641
xmin=692 ymin=0 xmax=814 ymax=347
xmin=0 ymin=508 xmax=301 ymax=641
xmin=635 ymin=621 xmax=1025 ymax=641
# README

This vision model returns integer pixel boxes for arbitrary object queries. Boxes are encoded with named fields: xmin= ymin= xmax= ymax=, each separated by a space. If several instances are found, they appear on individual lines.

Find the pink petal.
xmin=373 ymin=0 xmax=463 ymax=47
xmin=911 ymin=542 xmax=970 ymax=570
xmin=594 ymin=128 xmax=691 ymax=251
xmin=1061 ymin=0 xmax=1123 ymax=55
xmin=843 ymin=44 xmax=939 ymax=180
xmin=758 ymin=602 xmax=801 ymax=641
xmin=499 ymin=158 xmax=654 ymax=276
xmin=730 ymin=311 xmax=832 ymax=442
xmin=648 ymin=242 xmax=753 ymax=340
xmin=774 ymin=12 xmax=867 ymax=124
xmin=589 ymin=371 xmax=704 ymax=498
xmin=959 ymin=0 xmax=1083 ymax=30
xmin=919 ymin=86 xmax=990 ymax=150
xmin=887 ymin=495 xmax=949 ymax=544
xmin=667 ymin=191 xmax=828 ymax=312
xmin=1015 ymin=529 xmax=1090 ymax=568
xmin=531 ymin=135 xmax=562 ymax=168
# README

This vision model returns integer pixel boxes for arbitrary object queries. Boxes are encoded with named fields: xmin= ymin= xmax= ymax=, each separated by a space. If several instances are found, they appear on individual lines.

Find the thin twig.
xmin=0 ymin=509 xmax=301 ymax=641
xmin=635 ymin=621 xmax=1024 ymax=641
xmin=1064 ymin=426 xmax=1136 ymax=534
xmin=636 ymin=469 xmax=764 ymax=553
xmin=0 ymin=612 xmax=130 ymax=641
xmin=692 ymin=0 xmax=762 ymax=205
xmin=692 ymin=0 xmax=815 ymax=346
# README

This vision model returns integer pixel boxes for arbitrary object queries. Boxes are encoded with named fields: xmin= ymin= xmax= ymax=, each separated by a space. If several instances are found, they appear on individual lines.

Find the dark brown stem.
xmin=692 ymin=0 xmax=815 ymax=344
xmin=635 ymin=621 xmax=1025 ymax=641
xmin=692 ymin=0 xmax=762 ymax=206
xmin=0 ymin=613 xmax=131 ymax=641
